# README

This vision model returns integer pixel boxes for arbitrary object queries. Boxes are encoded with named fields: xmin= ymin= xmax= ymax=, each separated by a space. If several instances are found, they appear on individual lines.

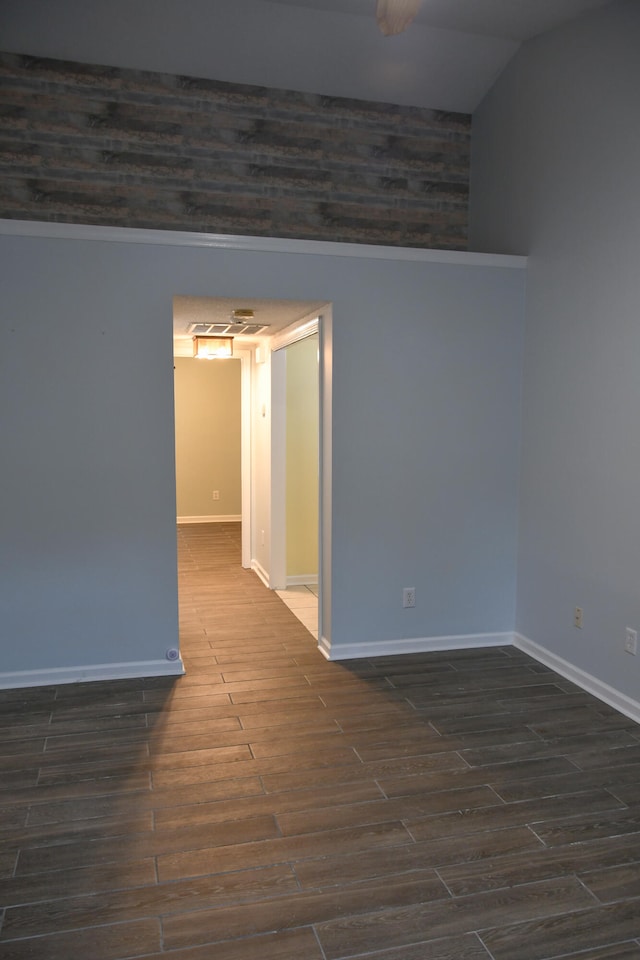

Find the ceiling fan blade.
xmin=376 ymin=0 xmax=422 ymax=36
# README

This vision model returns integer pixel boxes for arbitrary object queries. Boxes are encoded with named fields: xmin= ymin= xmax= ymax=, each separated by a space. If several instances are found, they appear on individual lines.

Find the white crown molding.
xmin=514 ymin=633 xmax=640 ymax=725
xmin=320 ymin=631 xmax=514 ymax=661
xmin=0 ymin=657 xmax=185 ymax=690
xmin=177 ymin=515 xmax=242 ymax=524
xmin=0 ymin=219 xmax=527 ymax=270
xmin=270 ymin=315 xmax=320 ymax=353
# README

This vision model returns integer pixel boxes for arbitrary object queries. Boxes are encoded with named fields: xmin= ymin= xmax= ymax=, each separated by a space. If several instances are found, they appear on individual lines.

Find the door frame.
xmin=238 ymin=347 xmax=251 ymax=568
xmin=269 ymin=309 xmax=332 ymax=651
xmin=270 ymin=314 xmax=320 ymax=589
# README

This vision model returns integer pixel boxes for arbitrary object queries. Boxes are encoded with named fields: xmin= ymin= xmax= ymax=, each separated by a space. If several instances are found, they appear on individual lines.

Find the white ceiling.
xmin=0 ymin=0 xmax=619 ymax=114
xmin=258 ymin=0 xmax=619 ymax=113
xmin=173 ymin=296 xmax=328 ymax=353
xmin=272 ymin=0 xmax=617 ymax=42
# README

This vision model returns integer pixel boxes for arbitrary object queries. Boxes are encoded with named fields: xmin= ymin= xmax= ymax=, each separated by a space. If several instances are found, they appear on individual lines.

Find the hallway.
xmin=0 ymin=523 xmax=639 ymax=958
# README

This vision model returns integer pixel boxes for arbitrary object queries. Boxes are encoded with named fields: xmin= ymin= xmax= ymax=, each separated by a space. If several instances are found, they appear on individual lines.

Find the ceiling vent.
xmin=188 ymin=321 xmax=270 ymax=337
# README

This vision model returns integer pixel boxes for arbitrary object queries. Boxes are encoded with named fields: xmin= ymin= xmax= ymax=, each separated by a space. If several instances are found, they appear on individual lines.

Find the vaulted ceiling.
xmin=274 ymin=0 xmax=617 ymax=42
xmin=263 ymin=0 xmax=617 ymax=110
xmin=0 ymin=0 xmax=618 ymax=113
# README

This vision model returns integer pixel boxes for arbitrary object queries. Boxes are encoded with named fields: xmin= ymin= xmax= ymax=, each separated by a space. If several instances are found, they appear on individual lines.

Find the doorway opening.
xmin=172 ymin=296 xmax=332 ymax=656
xmin=271 ymin=325 xmax=320 ymax=640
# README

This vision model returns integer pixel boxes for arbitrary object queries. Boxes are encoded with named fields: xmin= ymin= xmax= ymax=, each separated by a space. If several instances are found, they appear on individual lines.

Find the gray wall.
xmin=330 ymin=260 xmax=524 ymax=647
xmin=0 ymin=231 xmax=524 ymax=674
xmin=470 ymin=0 xmax=640 ymax=699
xmin=0 ymin=234 xmax=179 ymax=673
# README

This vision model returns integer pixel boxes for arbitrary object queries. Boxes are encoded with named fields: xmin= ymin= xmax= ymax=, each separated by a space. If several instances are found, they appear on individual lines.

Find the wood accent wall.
xmin=0 ymin=52 xmax=470 ymax=249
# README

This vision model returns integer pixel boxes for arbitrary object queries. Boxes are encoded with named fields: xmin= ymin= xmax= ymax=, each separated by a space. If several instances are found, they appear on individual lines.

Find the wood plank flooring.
xmin=1 ymin=521 xmax=640 ymax=958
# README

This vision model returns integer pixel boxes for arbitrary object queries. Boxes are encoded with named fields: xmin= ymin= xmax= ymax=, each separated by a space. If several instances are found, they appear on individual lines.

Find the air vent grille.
xmin=188 ymin=321 xmax=270 ymax=336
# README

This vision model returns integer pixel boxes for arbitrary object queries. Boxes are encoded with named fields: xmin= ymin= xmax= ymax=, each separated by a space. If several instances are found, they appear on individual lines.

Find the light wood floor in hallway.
xmin=1 ymin=522 xmax=640 ymax=959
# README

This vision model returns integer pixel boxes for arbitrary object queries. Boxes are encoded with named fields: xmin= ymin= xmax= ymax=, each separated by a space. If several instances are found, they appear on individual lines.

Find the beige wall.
xmin=251 ymin=348 xmax=272 ymax=581
xmin=286 ymin=336 xmax=319 ymax=578
xmin=174 ymin=357 xmax=241 ymax=519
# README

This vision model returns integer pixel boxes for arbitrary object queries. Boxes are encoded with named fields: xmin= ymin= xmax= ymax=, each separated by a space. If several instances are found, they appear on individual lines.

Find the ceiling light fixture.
xmin=193 ymin=335 xmax=233 ymax=359
xmin=231 ymin=308 xmax=254 ymax=323
xmin=376 ymin=0 xmax=422 ymax=36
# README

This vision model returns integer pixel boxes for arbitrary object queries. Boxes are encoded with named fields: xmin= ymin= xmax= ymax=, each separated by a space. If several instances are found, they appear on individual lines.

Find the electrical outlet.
xmin=625 ymin=628 xmax=637 ymax=656
xmin=574 ymin=607 xmax=583 ymax=629
xmin=403 ymin=587 xmax=416 ymax=609
xmin=212 ymin=490 xmax=220 ymax=500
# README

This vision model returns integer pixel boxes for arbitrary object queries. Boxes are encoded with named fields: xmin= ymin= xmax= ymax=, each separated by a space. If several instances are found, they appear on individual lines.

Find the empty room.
xmin=0 ymin=1 xmax=639 ymax=957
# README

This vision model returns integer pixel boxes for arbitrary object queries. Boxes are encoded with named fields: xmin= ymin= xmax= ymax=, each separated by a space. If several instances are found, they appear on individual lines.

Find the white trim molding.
xmin=0 ymin=657 xmax=185 ymax=691
xmin=177 ymin=515 xmax=242 ymax=524
xmin=0 ymin=219 xmax=528 ymax=270
xmin=251 ymin=559 xmax=270 ymax=588
xmin=270 ymin=314 xmax=320 ymax=353
xmin=286 ymin=575 xmax=318 ymax=587
xmin=515 ymin=634 xmax=640 ymax=724
xmin=319 ymin=632 xmax=514 ymax=661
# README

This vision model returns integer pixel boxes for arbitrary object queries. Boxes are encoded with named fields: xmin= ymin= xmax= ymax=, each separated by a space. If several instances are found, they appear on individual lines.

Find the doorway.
xmin=173 ymin=342 xmax=252 ymax=569
xmin=172 ymin=296 xmax=332 ymax=657
xmin=273 ymin=331 xmax=320 ymax=639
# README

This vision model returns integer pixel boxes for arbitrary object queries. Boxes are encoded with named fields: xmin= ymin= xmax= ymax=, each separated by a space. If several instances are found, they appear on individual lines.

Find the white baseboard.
xmin=514 ymin=633 xmax=640 ymax=724
xmin=251 ymin=559 xmax=270 ymax=588
xmin=286 ymin=575 xmax=318 ymax=587
xmin=320 ymin=632 xmax=514 ymax=661
xmin=177 ymin=515 xmax=241 ymax=524
xmin=0 ymin=657 xmax=185 ymax=690
xmin=318 ymin=635 xmax=332 ymax=660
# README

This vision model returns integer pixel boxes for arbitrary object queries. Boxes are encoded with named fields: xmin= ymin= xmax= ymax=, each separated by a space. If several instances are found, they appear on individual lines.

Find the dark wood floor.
xmin=2 ymin=523 xmax=640 ymax=959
